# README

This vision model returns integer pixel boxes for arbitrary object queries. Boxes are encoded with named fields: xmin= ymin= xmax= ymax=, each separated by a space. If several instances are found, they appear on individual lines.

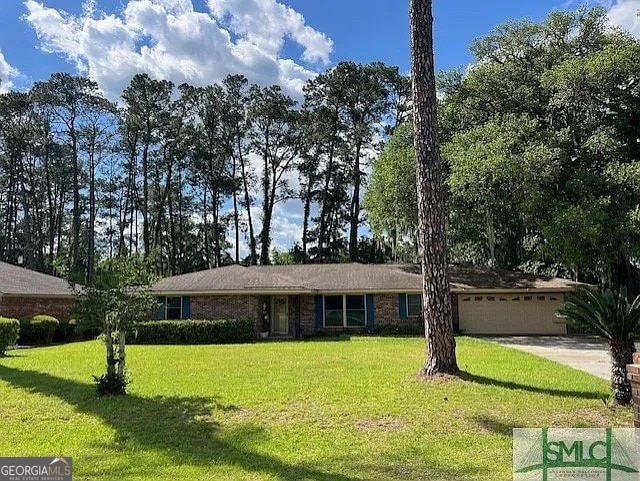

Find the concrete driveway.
xmin=486 ymin=336 xmax=613 ymax=380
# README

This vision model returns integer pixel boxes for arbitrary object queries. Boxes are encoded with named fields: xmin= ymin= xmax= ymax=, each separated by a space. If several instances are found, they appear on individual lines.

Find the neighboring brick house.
xmin=152 ymin=263 xmax=582 ymax=337
xmin=0 ymin=261 xmax=76 ymax=320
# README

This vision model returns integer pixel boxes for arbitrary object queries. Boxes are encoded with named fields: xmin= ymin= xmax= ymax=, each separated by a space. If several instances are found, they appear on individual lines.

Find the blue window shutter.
xmin=181 ymin=297 xmax=191 ymax=320
xmin=156 ymin=297 xmax=166 ymax=320
xmin=314 ymin=295 xmax=324 ymax=329
xmin=365 ymin=294 xmax=375 ymax=328
xmin=398 ymin=294 xmax=407 ymax=319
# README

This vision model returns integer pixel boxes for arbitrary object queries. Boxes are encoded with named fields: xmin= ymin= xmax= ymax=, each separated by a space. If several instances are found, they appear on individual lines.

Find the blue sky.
xmin=0 ymin=0 xmax=638 ymax=253
xmin=3 ymin=0 xmax=638 ymax=98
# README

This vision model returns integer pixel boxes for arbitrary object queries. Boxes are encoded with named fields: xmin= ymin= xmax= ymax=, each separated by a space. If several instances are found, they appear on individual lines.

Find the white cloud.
xmin=0 ymin=50 xmax=20 ymax=93
xmin=208 ymin=0 xmax=333 ymax=64
xmin=606 ymin=0 xmax=640 ymax=38
xmin=270 ymin=206 xmax=303 ymax=250
xmin=22 ymin=0 xmax=332 ymax=256
xmin=23 ymin=0 xmax=333 ymax=101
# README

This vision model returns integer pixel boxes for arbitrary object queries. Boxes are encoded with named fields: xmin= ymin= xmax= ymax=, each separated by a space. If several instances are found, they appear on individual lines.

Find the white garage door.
xmin=458 ymin=293 xmax=567 ymax=335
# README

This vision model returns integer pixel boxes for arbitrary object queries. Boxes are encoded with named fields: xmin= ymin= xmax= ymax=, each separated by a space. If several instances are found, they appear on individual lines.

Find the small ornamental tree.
xmin=74 ymin=255 xmax=157 ymax=395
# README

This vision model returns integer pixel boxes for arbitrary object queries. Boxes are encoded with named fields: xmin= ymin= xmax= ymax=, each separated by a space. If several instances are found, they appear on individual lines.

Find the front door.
xmin=272 ymin=296 xmax=289 ymax=335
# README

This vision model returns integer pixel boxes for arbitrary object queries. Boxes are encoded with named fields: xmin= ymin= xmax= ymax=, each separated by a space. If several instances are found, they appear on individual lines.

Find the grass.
xmin=0 ymin=336 xmax=632 ymax=480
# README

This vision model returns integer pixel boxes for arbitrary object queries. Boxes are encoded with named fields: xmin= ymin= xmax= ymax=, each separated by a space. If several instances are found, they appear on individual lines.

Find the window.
xmin=346 ymin=295 xmax=366 ymax=327
xmin=324 ymin=295 xmax=366 ymax=327
xmin=324 ymin=295 xmax=343 ymax=327
xmin=166 ymin=297 xmax=183 ymax=320
xmin=407 ymin=294 xmax=422 ymax=317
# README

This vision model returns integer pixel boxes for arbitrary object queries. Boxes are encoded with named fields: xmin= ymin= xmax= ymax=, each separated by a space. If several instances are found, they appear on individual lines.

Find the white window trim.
xmin=323 ymin=294 xmax=367 ymax=328
xmin=406 ymin=293 xmax=422 ymax=318
xmin=165 ymin=296 xmax=183 ymax=320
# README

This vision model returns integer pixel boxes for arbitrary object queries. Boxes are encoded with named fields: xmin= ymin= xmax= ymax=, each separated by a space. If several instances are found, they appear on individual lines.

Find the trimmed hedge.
xmin=73 ymin=319 xmax=103 ymax=341
xmin=130 ymin=319 xmax=254 ymax=345
xmin=19 ymin=314 xmax=59 ymax=345
xmin=53 ymin=319 xmax=77 ymax=343
xmin=368 ymin=320 xmax=424 ymax=336
xmin=0 ymin=317 xmax=20 ymax=355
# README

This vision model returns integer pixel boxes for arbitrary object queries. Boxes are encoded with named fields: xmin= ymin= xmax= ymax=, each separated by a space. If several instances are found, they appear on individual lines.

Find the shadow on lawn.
xmin=472 ymin=414 xmax=513 ymax=436
xmin=458 ymin=371 xmax=605 ymax=401
xmin=0 ymin=365 xmax=358 ymax=481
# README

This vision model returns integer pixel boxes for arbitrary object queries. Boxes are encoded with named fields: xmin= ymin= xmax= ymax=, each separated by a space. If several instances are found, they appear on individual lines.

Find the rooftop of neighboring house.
xmin=0 ymin=261 xmax=75 ymax=298
xmin=152 ymin=263 xmax=582 ymax=295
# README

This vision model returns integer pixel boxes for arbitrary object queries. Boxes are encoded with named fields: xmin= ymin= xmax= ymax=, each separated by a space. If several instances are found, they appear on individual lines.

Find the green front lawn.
xmin=0 ymin=337 xmax=631 ymax=480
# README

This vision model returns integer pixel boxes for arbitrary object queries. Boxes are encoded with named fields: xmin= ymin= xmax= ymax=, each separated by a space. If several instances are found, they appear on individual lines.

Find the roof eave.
xmin=451 ymin=287 xmax=576 ymax=294
xmin=152 ymin=289 xmax=315 ymax=296
xmin=0 ymin=293 xmax=76 ymax=299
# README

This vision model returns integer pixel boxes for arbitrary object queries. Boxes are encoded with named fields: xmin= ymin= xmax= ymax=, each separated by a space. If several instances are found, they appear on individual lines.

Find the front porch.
xmin=260 ymin=295 xmax=304 ymax=339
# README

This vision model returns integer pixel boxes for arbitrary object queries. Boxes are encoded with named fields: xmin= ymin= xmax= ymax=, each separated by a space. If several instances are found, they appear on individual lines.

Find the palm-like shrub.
xmin=557 ymin=287 xmax=640 ymax=405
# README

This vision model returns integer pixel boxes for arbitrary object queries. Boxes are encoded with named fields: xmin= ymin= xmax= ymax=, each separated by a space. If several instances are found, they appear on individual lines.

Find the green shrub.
xmin=73 ymin=318 xmax=103 ymax=340
xmin=93 ymin=372 xmax=127 ymax=396
xmin=368 ymin=321 xmax=424 ymax=336
xmin=129 ymin=319 xmax=254 ymax=345
xmin=53 ymin=318 xmax=77 ymax=343
xmin=0 ymin=317 xmax=20 ymax=355
xmin=19 ymin=314 xmax=59 ymax=345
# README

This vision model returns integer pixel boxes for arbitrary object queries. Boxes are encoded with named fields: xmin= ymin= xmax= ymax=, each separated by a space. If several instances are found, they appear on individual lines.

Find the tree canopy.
xmin=367 ymin=7 xmax=640 ymax=294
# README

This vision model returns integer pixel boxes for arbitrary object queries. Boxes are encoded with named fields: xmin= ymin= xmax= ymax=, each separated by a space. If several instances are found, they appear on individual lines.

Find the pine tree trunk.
xmin=349 ymin=141 xmax=362 ymax=262
xmin=609 ymin=339 xmax=634 ymax=405
xmin=410 ymin=0 xmax=458 ymax=376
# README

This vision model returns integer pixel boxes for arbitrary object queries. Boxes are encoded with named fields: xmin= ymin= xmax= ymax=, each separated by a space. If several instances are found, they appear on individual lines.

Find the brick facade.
xmin=374 ymin=294 xmax=397 ymax=325
xmin=183 ymin=292 xmax=458 ymax=338
xmin=188 ymin=294 xmax=317 ymax=338
xmin=190 ymin=295 xmax=264 ymax=335
xmin=298 ymin=295 xmax=316 ymax=336
xmin=0 ymin=296 xmax=75 ymax=320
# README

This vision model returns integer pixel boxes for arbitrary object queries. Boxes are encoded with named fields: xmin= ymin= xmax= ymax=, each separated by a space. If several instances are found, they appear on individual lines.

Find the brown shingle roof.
xmin=153 ymin=264 xmax=306 ymax=293
xmin=152 ymin=263 xmax=581 ymax=294
xmin=0 ymin=261 xmax=74 ymax=297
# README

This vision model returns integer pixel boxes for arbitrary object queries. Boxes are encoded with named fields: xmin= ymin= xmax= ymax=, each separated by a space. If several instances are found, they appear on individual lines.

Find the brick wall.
xmin=188 ymin=294 xmax=317 ymax=338
xmin=0 ymin=296 xmax=75 ymax=320
xmin=374 ymin=293 xmax=459 ymax=331
xmin=187 ymin=293 xmax=459 ymax=338
xmin=374 ymin=293 xmax=421 ymax=329
xmin=190 ymin=295 xmax=263 ymax=335
xmin=375 ymin=294 xmax=403 ymax=326
xmin=299 ymin=295 xmax=316 ymax=336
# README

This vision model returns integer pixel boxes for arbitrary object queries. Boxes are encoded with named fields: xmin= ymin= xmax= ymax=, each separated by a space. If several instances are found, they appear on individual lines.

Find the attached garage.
xmin=457 ymin=292 xmax=567 ymax=335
